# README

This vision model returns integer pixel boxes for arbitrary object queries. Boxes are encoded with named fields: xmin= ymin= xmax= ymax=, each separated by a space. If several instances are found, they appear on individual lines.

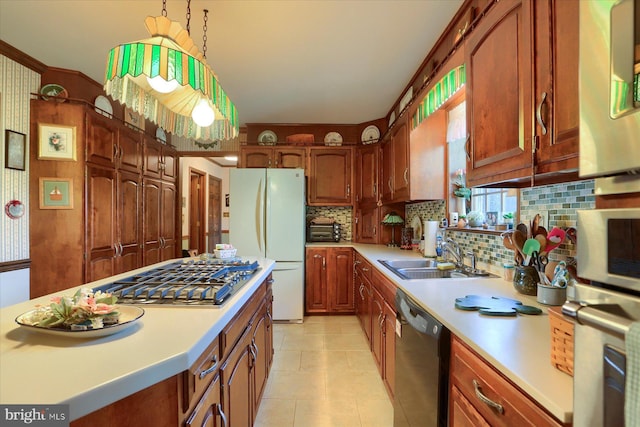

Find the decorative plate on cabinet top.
xmin=40 ymin=84 xmax=68 ymax=102
xmin=156 ymin=127 xmax=167 ymax=143
xmin=324 ymin=132 xmax=343 ymax=146
xmin=399 ymin=87 xmax=413 ymax=112
xmin=94 ymin=95 xmax=113 ymax=118
xmin=388 ymin=111 xmax=396 ymax=127
xmin=361 ymin=125 xmax=380 ymax=144
xmin=258 ymin=130 xmax=277 ymax=145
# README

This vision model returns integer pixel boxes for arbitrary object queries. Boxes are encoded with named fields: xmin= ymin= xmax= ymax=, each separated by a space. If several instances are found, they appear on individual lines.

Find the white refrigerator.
xmin=229 ymin=168 xmax=305 ymax=322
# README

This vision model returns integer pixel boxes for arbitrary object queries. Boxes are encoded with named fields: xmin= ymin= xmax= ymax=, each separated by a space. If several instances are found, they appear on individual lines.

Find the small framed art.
xmin=38 ymin=124 xmax=76 ymax=161
xmin=5 ymin=129 xmax=26 ymax=170
xmin=39 ymin=178 xmax=74 ymax=209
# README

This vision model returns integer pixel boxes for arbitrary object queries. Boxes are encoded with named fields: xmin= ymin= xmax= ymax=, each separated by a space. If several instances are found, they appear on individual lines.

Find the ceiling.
xmin=0 ymin=0 xmax=464 ymax=128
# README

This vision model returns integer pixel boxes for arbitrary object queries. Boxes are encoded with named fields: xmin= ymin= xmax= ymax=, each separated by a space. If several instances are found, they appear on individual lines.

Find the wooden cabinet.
xmin=355 ymin=205 xmax=379 ymax=244
xmin=465 ymin=0 xmax=579 ymax=187
xmin=144 ymin=136 xmax=177 ymax=182
xmin=240 ymin=146 xmax=306 ymax=169
xmin=86 ymin=165 xmax=142 ymax=282
xmin=182 ymin=278 xmax=273 ymax=427
xmin=465 ymin=0 xmax=534 ymax=187
xmin=355 ymin=144 xmax=379 ymax=207
xmin=86 ymin=112 xmax=143 ymax=173
xmin=308 ymin=147 xmax=353 ymax=206
xmin=449 ymin=335 xmax=563 ymax=427
xmin=370 ymin=286 xmax=385 ymax=375
xmin=533 ymin=0 xmax=579 ymax=177
xmin=370 ymin=269 xmax=397 ymax=400
xmin=304 ymin=247 xmax=354 ymax=314
xmin=143 ymin=179 xmax=177 ymax=266
xmin=380 ymin=117 xmax=409 ymax=203
xmin=354 ymin=254 xmax=373 ymax=343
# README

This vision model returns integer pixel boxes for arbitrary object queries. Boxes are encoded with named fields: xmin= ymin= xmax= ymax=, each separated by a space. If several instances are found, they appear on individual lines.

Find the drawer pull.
xmin=473 ymin=379 xmax=504 ymax=414
xmin=217 ymin=403 xmax=228 ymax=427
xmin=198 ymin=354 xmax=218 ymax=379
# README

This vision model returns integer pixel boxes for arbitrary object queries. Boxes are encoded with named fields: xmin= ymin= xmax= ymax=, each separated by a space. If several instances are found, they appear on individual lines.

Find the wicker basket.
xmin=548 ymin=306 xmax=574 ymax=376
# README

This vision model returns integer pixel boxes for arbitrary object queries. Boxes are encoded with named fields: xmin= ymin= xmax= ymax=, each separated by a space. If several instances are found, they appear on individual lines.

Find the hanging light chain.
xmin=161 ymin=0 xmax=167 ymax=17
xmin=186 ymin=0 xmax=192 ymax=35
xmin=202 ymin=9 xmax=209 ymax=59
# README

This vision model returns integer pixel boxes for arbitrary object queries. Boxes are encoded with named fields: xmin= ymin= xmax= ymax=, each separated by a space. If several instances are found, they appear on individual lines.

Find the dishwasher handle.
xmin=396 ymin=289 xmax=442 ymax=337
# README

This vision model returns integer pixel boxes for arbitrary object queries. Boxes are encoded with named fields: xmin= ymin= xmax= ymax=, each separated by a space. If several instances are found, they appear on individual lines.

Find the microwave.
xmin=578 ymin=209 xmax=640 ymax=294
xmin=579 ymin=0 xmax=640 ymax=193
xmin=307 ymin=223 xmax=341 ymax=242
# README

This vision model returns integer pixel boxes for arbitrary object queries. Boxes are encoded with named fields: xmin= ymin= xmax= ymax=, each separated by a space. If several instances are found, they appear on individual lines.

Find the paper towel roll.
xmin=423 ymin=220 xmax=439 ymax=257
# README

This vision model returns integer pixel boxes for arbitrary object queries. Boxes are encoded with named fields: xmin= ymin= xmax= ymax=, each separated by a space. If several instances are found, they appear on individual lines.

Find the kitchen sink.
xmin=378 ymin=259 xmax=498 ymax=281
xmin=378 ymin=259 xmax=438 ymax=269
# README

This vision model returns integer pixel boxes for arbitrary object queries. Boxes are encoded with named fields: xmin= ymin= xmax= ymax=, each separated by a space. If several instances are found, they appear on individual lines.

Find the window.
xmin=471 ymin=188 xmax=518 ymax=226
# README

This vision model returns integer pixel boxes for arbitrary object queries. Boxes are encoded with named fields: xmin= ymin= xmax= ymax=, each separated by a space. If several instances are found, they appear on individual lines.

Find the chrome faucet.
xmin=442 ymin=238 xmax=463 ymax=269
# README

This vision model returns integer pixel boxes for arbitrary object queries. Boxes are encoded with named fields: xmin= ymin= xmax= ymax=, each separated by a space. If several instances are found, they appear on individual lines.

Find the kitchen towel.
xmin=626 ymin=321 xmax=640 ymax=427
xmin=423 ymin=220 xmax=439 ymax=257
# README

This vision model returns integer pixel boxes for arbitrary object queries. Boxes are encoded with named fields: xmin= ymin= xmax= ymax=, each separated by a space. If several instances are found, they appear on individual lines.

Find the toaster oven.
xmin=307 ymin=223 xmax=341 ymax=242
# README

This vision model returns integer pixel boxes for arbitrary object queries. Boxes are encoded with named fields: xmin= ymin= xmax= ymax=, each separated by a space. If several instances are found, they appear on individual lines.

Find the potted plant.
xmin=503 ymin=212 xmax=514 ymax=229
xmin=452 ymin=169 xmax=470 ymax=215
xmin=466 ymin=211 xmax=485 ymax=227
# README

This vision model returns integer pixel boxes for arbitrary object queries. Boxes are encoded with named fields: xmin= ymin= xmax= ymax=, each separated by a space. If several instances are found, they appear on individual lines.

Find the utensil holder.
xmin=513 ymin=265 xmax=539 ymax=295
xmin=537 ymin=284 xmax=567 ymax=306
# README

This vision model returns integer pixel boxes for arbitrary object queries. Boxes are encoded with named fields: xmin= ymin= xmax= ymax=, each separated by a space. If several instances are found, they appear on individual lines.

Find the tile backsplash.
xmin=406 ymin=180 xmax=595 ymax=271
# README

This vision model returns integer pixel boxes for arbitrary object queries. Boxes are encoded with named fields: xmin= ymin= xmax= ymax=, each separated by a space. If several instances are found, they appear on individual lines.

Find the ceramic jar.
xmin=513 ymin=265 xmax=539 ymax=295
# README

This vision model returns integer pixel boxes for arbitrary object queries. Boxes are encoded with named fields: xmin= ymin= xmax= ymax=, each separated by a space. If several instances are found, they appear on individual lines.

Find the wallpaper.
xmin=1 ymin=54 xmax=40 ymax=263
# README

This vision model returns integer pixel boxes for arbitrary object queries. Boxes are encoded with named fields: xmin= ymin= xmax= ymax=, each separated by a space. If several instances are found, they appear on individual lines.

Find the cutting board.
xmin=455 ymin=295 xmax=542 ymax=316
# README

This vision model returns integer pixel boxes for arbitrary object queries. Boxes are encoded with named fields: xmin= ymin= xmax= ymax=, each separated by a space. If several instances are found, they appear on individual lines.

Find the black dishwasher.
xmin=394 ymin=289 xmax=450 ymax=427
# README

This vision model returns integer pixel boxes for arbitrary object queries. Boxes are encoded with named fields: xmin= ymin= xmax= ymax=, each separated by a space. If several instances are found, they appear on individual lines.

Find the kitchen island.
xmin=308 ymin=242 xmax=573 ymax=424
xmin=0 ymin=257 xmax=275 ymax=422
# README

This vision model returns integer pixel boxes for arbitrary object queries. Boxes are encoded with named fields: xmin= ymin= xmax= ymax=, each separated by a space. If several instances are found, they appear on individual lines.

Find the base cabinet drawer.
xmin=449 ymin=336 xmax=562 ymax=427
xmin=185 ymin=373 xmax=224 ymax=427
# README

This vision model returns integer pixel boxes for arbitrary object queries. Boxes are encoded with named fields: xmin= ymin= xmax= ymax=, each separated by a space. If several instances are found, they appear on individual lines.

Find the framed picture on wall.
xmin=5 ymin=129 xmax=26 ymax=171
xmin=38 ymin=124 xmax=76 ymax=161
xmin=39 ymin=178 xmax=74 ymax=209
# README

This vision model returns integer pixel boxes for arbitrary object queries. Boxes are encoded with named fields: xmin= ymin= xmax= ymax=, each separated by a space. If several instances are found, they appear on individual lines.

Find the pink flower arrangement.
xmin=26 ymin=288 xmax=119 ymax=330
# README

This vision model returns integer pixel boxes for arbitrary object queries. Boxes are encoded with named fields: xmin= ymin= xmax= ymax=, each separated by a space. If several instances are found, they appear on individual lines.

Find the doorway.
xmin=208 ymin=176 xmax=222 ymax=250
xmin=189 ymin=169 xmax=206 ymax=254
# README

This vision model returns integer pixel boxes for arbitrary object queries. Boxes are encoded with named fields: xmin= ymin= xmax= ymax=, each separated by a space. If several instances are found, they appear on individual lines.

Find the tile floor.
xmin=254 ymin=315 xmax=394 ymax=427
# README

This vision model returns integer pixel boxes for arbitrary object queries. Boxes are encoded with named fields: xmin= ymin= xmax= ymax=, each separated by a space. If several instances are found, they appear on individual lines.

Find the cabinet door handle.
xmin=118 ymin=243 xmax=123 ymax=257
xmin=113 ymin=144 xmax=118 ymax=160
xmin=536 ymin=91 xmax=548 ymax=136
xmin=249 ymin=341 xmax=258 ymax=365
xmin=473 ymin=379 xmax=504 ymax=414
xmin=373 ymin=182 xmax=377 ymax=196
xmin=465 ymin=133 xmax=471 ymax=161
xmin=346 ymin=184 xmax=350 ymax=197
xmin=252 ymin=338 xmax=259 ymax=358
xmin=379 ymin=313 xmax=385 ymax=331
xmin=198 ymin=354 xmax=218 ymax=379
xmin=216 ymin=403 xmax=228 ymax=427
xmin=359 ymin=284 xmax=365 ymax=299
xmin=322 ymin=256 xmax=326 ymax=270
xmin=403 ymin=168 xmax=409 ymax=185
xmin=388 ymin=178 xmax=393 ymax=192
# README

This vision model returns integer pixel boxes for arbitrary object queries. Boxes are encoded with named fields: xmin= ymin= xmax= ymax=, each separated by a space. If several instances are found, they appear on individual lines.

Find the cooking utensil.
xmin=516 ymin=223 xmax=529 ymax=238
xmin=534 ymin=226 xmax=547 ymax=237
xmin=531 ymin=214 xmax=541 ymax=236
xmin=522 ymin=238 xmax=541 ymax=266
xmin=502 ymin=232 xmax=523 ymax=265
xmin=512 ymin=230 xmax=527 ymax=261
xmin=543 ymin=227 xmax=566 ymax=255
xmin=534 ymin=234 xmax=547 ymax=253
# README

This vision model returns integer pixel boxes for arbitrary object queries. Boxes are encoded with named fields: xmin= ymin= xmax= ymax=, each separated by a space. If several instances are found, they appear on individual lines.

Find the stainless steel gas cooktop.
xmin=93 ymin=259 xmax=261 ymax=307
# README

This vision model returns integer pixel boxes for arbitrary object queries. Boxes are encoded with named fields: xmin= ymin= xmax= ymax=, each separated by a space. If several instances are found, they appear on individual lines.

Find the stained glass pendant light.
xmin=104 ymin=8 xmax=238 ymax=141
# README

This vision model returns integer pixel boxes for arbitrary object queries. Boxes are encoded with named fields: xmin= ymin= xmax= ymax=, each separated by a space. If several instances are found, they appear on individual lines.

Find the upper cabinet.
xmin=356 ymin=143 xmax=379 ymax=207
xmin=380 ymin=116 xmax=409 ymax=203
xmin=239 ymin=146 xmax=306 ymax=169
xmin=533 ymin=0 xmax=579 ymax=177
xmin=465 ymin=0 xmax=534 ymax=187
xmin=308 ymin=147 xmax=353 ymax=206
xmin=465 ymin=0 xmax=579 ymax=187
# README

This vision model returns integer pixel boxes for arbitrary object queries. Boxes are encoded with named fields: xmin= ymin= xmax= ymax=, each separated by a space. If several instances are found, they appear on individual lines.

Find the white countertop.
xmin=0 ymin=257 xmax=275 ymax=421
xmin=348 ymin=243 xmax=573 ymax=424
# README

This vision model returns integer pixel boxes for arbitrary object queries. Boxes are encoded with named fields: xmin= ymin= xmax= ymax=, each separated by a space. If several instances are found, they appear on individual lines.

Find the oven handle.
xmin=562 ymin=301 xmax=634 ymax=339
